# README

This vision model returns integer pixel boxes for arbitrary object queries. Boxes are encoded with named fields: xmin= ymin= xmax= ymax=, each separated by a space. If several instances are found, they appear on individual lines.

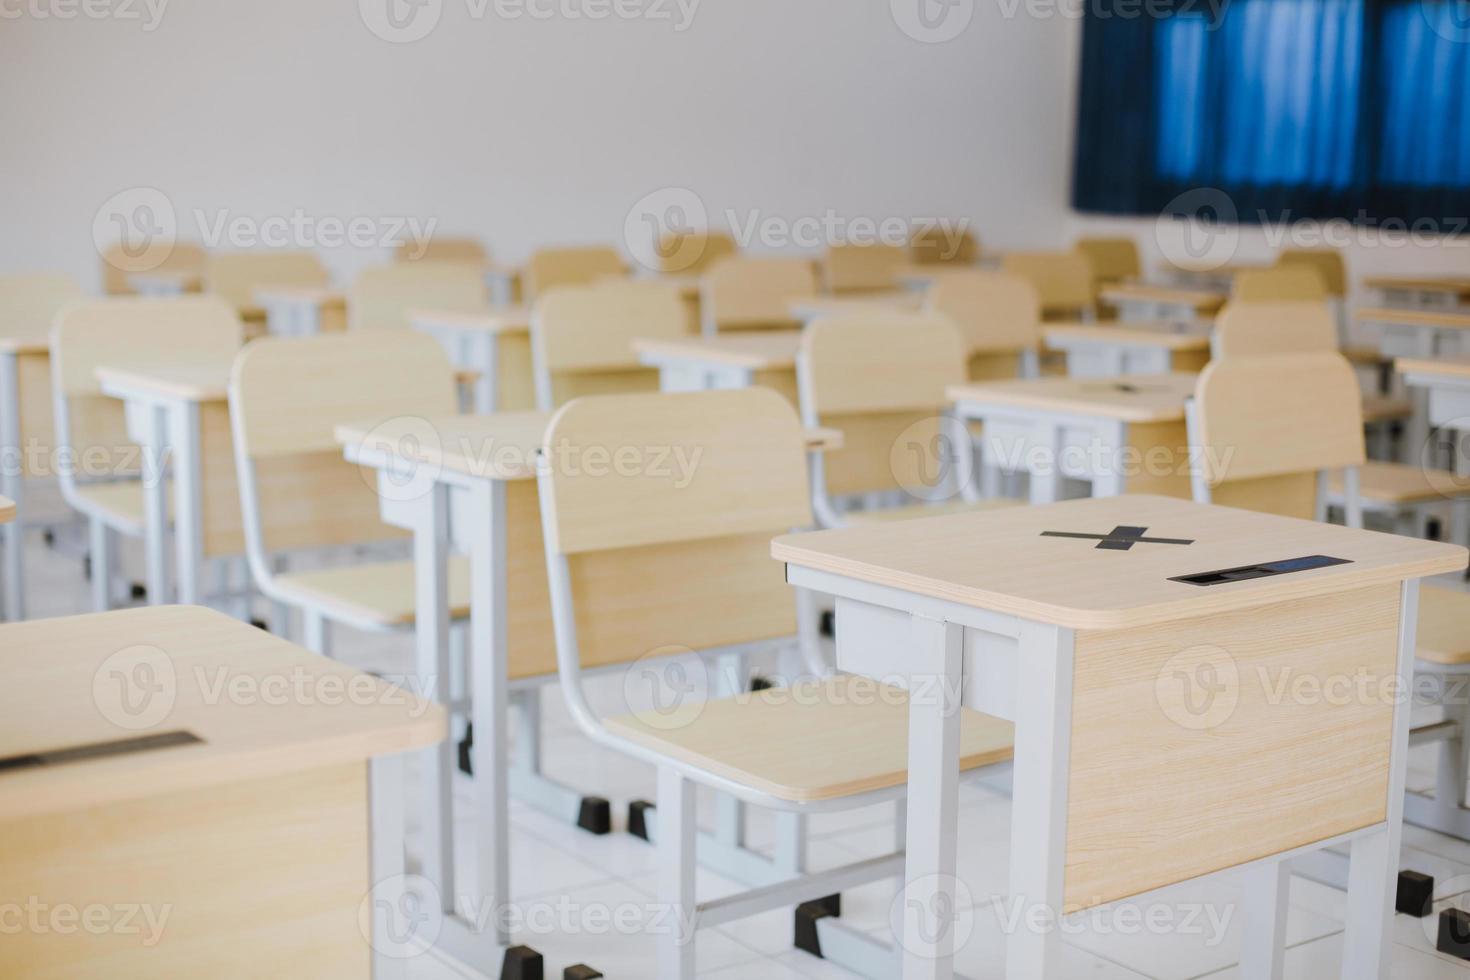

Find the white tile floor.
xmin=15 ymin=489 xmax=1470 ymax=980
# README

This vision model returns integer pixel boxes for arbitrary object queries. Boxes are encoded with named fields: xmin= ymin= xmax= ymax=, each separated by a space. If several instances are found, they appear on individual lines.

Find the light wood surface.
xmin=409 ymin=305 xmax=532 ymax=334
xmin=633 ymin=330 xmax=802 ymax=370
xmin=1066 ymin=584 xmax=1399 ymax=908
xmin=0 ymin=494 xmax=14 ymax=523
xmin=1099 ymin=283 xmax=1227 ymax=314
xmin=1231 ymin=266 xmax=1327 ymax=303
xmin=1213 ymin=301 xmax=1337 ymax=357
xmin=1397 ymin=354 xmax=1470 ymax=380
xmin=523 ymin=246 xmax=627 ymax=299
xmin=653 ymin=229 xmax=737 ymax=276
xmin=205 ymin=252 xmax=329 ymax=318
xmin=1042 ymin=323 xmax=1211 ymax=351
xmin=1075 ymin=236 xmax=1141 ymax=284
xmin=948 ymin=372 xmax=1197 ymax=423
xmin=701 ymin=257 xmax=818 ymax=333
xmin=789 ymin=293 xmax=924 ymax=322
xmin=395 ymin=236 xmax=488 ymax=265
xmin=1363 ymin=275 xmax=1470 ymax=298
xmin=1277 ymin=248 xmax=1347 ymax=296
xmin=0 ymin=604 xmax=443 ymax=820
xmin=823 ymin=243 xmax=910 ymax=296
xmin=1329 ymin=460 xmax=1470 ymax=504
xmin=95 ymin=358 xmax=232 ymax=402
xmin=925 ymin=269 xmax=1041 ymax=362
xmin=101 ymin=243 xmax=206 ymax=296
xmin=349 ymin=261 xmax=487 ymax=332
xmin=1002 ymin=251 xmax=1095 ymax=316
xmin=607 ymin=675 xmax=1013 ymax=802
xmin=1415 ymin=586 xmax=1470 ymax=665
xmin=252 ymin=285 xmax=346 ymax=308
xmin=278 ymin=557 xmax=472 ymax=627
xmin=535 ymin=281 xmax=686 ymax=405
xmin=909 ymin=226 xmax=980 ymax=266
xmin=0 ymin=273 xmax=85 ymax=343
xmin=1357 ymin=307 xmax=1470 ymax=330
xmin=771 ymin=494 xmax=1466 ymax=629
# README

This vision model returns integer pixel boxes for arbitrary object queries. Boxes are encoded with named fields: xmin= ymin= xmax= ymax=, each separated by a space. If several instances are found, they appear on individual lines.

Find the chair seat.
xmin=845 ymin=497 xmax=1023 ymax=524
xmin=606 ymin=675 xmax=1014 ymax=802
xmin=72 ymin=481 xmax=152 ymax=534
xmin=275 ymin=557 xmax=472 ymax=628
xmin=1330 ymin=461 xmax=1470 ymax=505
xmin=1361 ymin=395 xmax=1412 ymax=423
xmin=1417 ymin=586 xmax=1470 ymax=666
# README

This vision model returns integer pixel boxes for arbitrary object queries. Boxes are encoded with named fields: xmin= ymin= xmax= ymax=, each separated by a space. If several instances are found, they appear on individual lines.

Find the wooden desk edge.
xmin=408 ymin=307 xmax=531 ymax=334
xmin=96 ymin=365 xmax=229 ymax=403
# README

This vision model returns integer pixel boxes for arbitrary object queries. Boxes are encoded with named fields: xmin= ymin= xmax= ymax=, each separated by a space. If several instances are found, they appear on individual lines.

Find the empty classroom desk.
xmin=949 ymin=373 xmax=1197 ymax=501
xmin=409 ymin=306 xmax=534 ymax=413
xmin=1398 ymin=354 xmax=1470 ymax=492
xmin=1099 ymin=283 xmax=1228 ymax=322
xmin=1042 ymin=320 xmax=1212 ymax=376
xmin=632 ymin=330 xmax=802 ymax=402
xmin=0 ymin=604 xmax=444 ymax=979
xmin=1358 ymin=308 xmax=1470 ymax=455
xmin=773 ymin=494 xmax=1465 ymax=979
xmin=254 ymin=286 xmax=347 ymax=337
xmin=1364 ymin=275 xmax=1470 ymax=309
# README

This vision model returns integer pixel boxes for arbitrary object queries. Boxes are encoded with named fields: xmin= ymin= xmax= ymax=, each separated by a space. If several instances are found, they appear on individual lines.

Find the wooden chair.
xmin=1074 ymin=236 xmax=1141 ymax=285
xmin=394 ymin=236 xmax=487 ymax=265
xmin=654 ymin=229 xmax=737 ymax=276
xmin=522 ymin=246 xmax=627 ymax=300
xmin=204 ymin=251 xmax=330 ymax=331
xmin=909 ymin=225 xmax=980 ymax=266
xmin=1188 ymin=350 xmax=1470 ymax=842
xmin=530 ymin=281 xmax=686 ymax=410
xmin=1276 ymin=248 xmax=1346 ymax=298
xmin=101 ymin=243 xmax=207 ymax=296
xmin=50 ymin=297 xmax=243 ymax=610
xmin=348 ymin=262 xmax=487 ymax=332
xmin=821 ymin=243 xmax=909 ymax=296
xmin=535 ymin=387 xmax=1014 ymax=977
xmin=923 ymin=269 xmax=1042 ymax=380
xmin=1001 ymin=250 xmax=1096 ymax=320
xmin=796 ymin=312 xmax=1019 ymax=528
xmin=228 ymin=331 xmax=467 ymax=654
xmin=1230 ymin=265 xmax=1327 ymax=303
xmin=700 ymin=256 xmax=818 ymax=335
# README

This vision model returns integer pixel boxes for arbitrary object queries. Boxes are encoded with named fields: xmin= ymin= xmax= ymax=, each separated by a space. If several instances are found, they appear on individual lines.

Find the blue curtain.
xmin=1072 ymin=0 xmax=1470 ymax=230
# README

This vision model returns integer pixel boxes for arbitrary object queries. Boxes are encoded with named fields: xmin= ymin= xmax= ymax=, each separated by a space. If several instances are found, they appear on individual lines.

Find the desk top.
xmin=127 ymin=270 xmax=203 ymax=292
xmin=1397 ymin=354 xmax=1470 ymax=382
xmin=253 ymin=285 xmax=346 ymax=308
xmin=409 ymin=305 xmax=532 ymax=335
xmin=1043 ymin=323 xmax=1212 ymax=351
xmin=1355 ymin=306 xmax=1470 ymax=330
xmin=0 ymin=605 xmax=444 ymax=820
xmin=0 ymin=336 xmax=47 ymax=355
xmin=949 ymin=372 xmax=1197 ymax=422
xmin=1100 ymin=284 xmax=1228 ymax=313
xmin=773 ymin=494 xmax=1466 ymax=630
xmin=0 ymin=495 xmax=13 ymax=523
xmin=336 ymin=410 xmax=841 ymax=482
xmin=96 ymin=355 xmax=235 ymax=403
xmin=633 ymin=330 xmax=803 ymax=370
xmin=788 ymin=293 xmax=925 ymax=321
xmin=1363 ymin=276 xmax=1470 ymax=296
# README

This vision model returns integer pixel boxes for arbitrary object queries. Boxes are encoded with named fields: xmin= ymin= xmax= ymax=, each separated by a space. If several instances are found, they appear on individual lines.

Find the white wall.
xmin=0 ymin=0 xmax=1082 ymax=291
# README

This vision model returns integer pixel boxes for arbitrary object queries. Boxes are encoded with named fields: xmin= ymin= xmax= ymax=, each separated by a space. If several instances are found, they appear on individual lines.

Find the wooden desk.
xmin=1358 ymin=308 xmax=1470 ymax=455
xmin=0 ymin=604 xmax=444 ymax=978
xmin=96 ymin=356 xmax=238 ymax=607
xmin=1363 ymin=275 xmax=1470 ymax=309
xmin=0 ymin=336 xmax=52 ymax=620
xmin=1398 ymin=355 xmax=1470 ymax=487
xmin=335 ymin=410 xmax=836 ymax=974
xmin=1042 ymin=320 xmax=1212 ymax=377
xmin=0 ymin=495 xmax=13 ymax=523
xmin=1099 ymin=283 xmax=1228 ymax=322
xmin=409 ymin=306 xmax=534 ymax=413
xmin=126 ymin=270 xmax=202 ymax=297
xmin=788 ymin=292 xmax=924 ymax=323
xmin=632 ymin=330 xmax=801 ymax=403
xmin=773 ymin=494 xmax=1465 ymax=979
xmin=254 ymin=286 xmax=346 ymax=337
xmin=949 ymin=373 xmax=1197 ymax=501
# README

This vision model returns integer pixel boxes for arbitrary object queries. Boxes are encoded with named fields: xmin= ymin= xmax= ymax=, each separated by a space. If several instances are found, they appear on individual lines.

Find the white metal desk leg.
xmin=1341 ymin=579 xmax=1420 ymax=980
xmin=1006 ymin=621 xmax=1075 ymax=980
xmin=1029 ymin=422 xmax=1063 ymax=505
xmin=368 ymin=752 xmax=410 ymax=980
xmin=1091 ymin=421 xmax=1128 ymax=498
xmin=900 ymin=615 xmax=964 ymax=980
xmin=414 ymin=481 xmax=456 ymax=912
xmin=475 ymin=334 xmax=500 ymax=415
xmin=467 ymin=480 xmax=511 ymax=946
xmin=1241 ymin=859 xmax=1289 ymax=979
xmin=168 ymin=401 xmax=204 ymax=606
xmin=657 ymin=767 xmax=697 ymax=980
xmin=142 ymin=404 xmax=171 ymax=605
xmin=0 ymin=350 xmax=23 ymax=620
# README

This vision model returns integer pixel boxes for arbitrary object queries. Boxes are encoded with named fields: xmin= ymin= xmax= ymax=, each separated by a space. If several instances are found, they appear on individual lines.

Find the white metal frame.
xmin=412 ymin=317 xmax=504 ymax=415
xmin=0 ymin=347 xmax=27 ymax=619
xmin=951 ymin=397 xmax=1137 ymax=503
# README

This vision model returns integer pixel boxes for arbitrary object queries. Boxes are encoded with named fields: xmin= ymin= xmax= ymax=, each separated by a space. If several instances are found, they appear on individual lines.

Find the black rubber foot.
xmin=577 ymin=795 xmax=612 ymax=835
xmin=42 ymin=529 xmax=55 ymax=547
xmin=1429 ymin=517 xmax=1445 ymax=541
xmin=750 ymin=675 xmax=774 ymax=692
xmin=83 ymin=554 xmax=91 ymax=581
xmin=819 ymin=610 xmax=835 ymax=638
xmin=564 ymin=967 xmax=603 ymax=980
xmin=130 ymin=582 xmax=146 ymax=600
xmin=794 ymin=895 xmax=841 ymax=957
xmin=250 ymin=618 xmax=269 ymax=632
xmin=628 ymin=799 xmax=653 ymax=841
xmin=457 ymin=722 xmax=474 ymax=776
xmin=1398 ymin=870 xmax=1435 ymax=917
xmin=1439 ymin=908 xmax=1470 ymax=959
xmin=500 ymin=944 xmax=544 ymax=980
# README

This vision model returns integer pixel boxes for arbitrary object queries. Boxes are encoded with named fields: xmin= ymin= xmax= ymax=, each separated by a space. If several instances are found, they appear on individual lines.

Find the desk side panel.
xmin=1064 ymin=584 xmax=1399 ymax=909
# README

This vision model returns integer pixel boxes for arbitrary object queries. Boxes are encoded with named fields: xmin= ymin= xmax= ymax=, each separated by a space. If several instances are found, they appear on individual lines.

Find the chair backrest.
xmin=395 ymin=237 xmax=487 ymax=265
xmin=1276 ymin=248 xmax=1346 ymax=297
xmin=1212 ymin=301 xmax=1338 ymax=359
xmin=1001 ymin=251 xmax=1095 ymax=319
xmin=229 ymin=331 xmax=457 ymax=553
xmin=924 ymin=269 xmax=1041 ymax=379
xmin=910 ymin=225 xmax=980 ymax=266
xmin=654 ymin=229 xmax=737 ymax=276
xmin=1075 ymin=236 xmax=1141 ymax=284
xmin=1191 ymin=351 xmax=1364 ymax=519
xmin=523 ymin=246 xmax=627 ymax=300
xmin=205 ymin=251 xmax=329 ymax=315
xmin=532 ymin=281 xmax=687 ymax=409
xmin=1231 ymin=266 xmax=1326 ymax=303
xmin=798 ymin=313 xmax=967 ymax=498
xmin=50 ymin=297 xmax=242 ymax=481
xmin=348 ymin=262 xmax=487 ymax=332
xmin=701 ymin=257 xmax=818 ymax=333
xmin=100 ymin=243 xmax=207 ymax=296
xmin=539 ymin=387 xmax=809 ymax=668
xmin=822 ymin=243 xmax=909 ymax=295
